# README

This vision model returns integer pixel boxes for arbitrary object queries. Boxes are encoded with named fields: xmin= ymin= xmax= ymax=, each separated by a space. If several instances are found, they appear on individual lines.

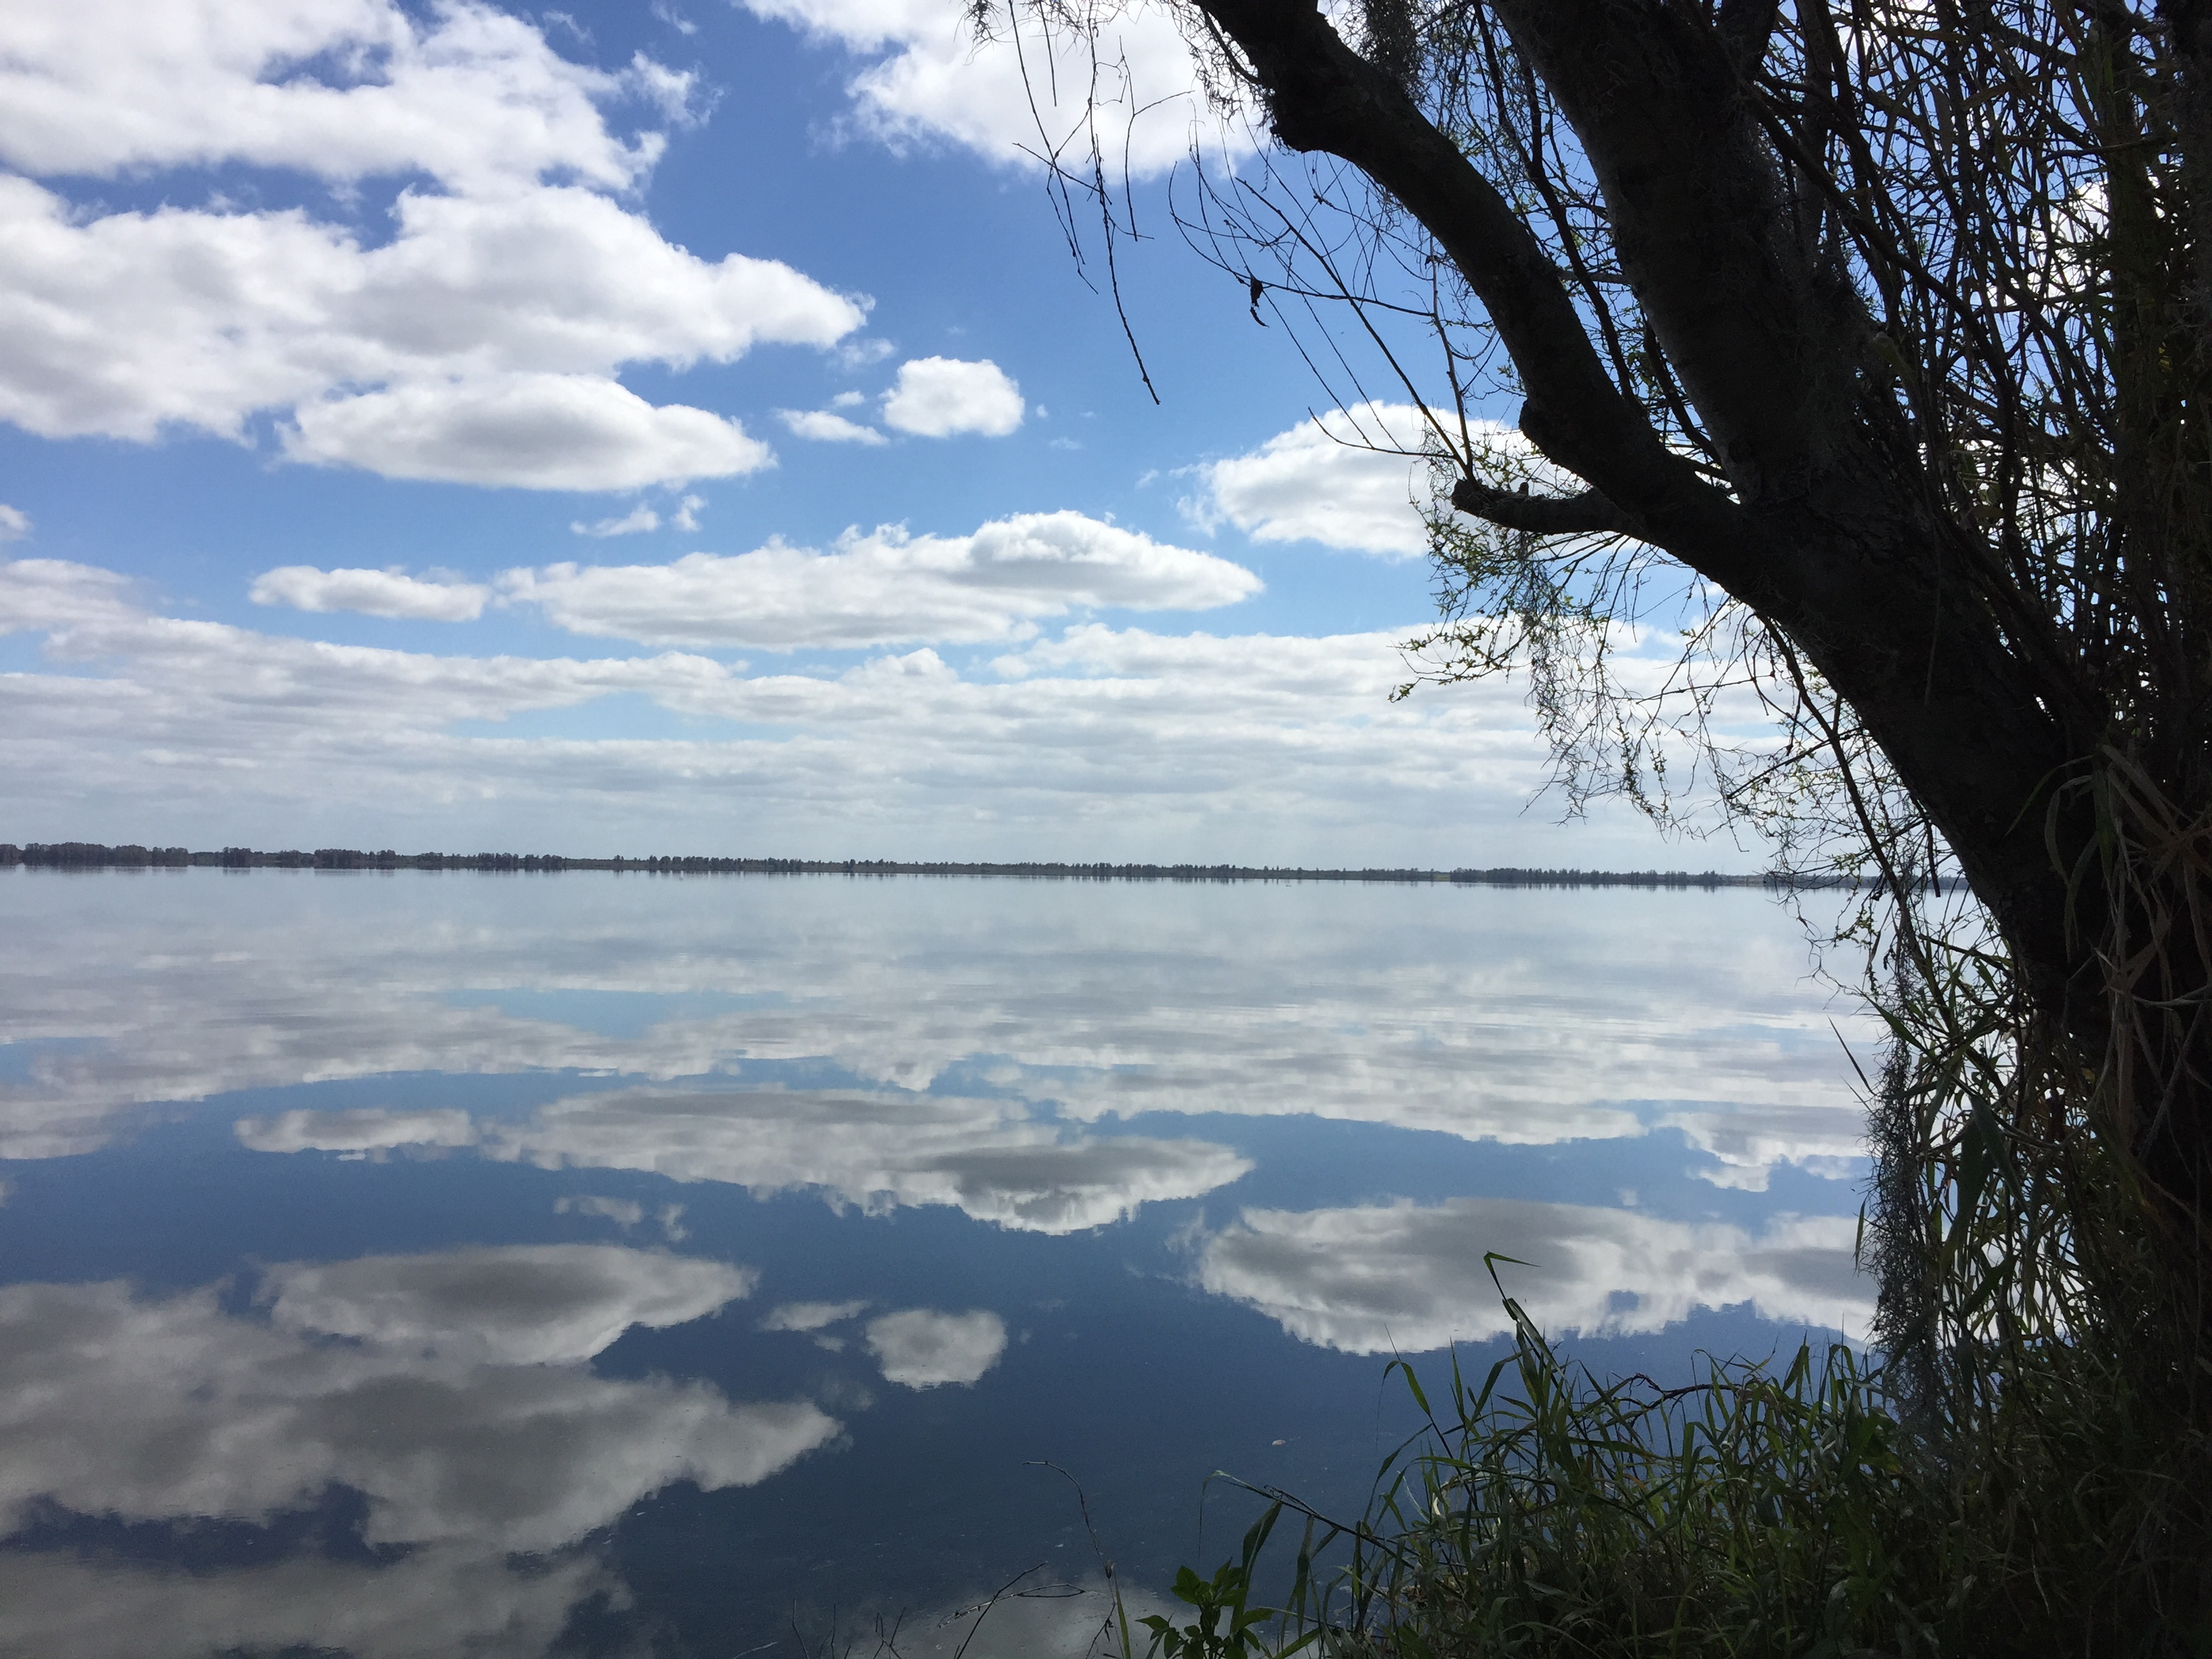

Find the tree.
xmin=1012 ymin=0 xmax=2212 ymax=1322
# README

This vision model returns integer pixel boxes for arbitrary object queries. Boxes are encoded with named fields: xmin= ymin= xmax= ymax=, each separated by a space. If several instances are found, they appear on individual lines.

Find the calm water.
xmin=0 ymin=869 xmax=1877 ymax=1657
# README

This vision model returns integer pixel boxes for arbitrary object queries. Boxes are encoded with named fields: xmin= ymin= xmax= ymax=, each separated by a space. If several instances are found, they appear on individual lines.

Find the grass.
xmin=1114 ymin=1296 xmax=2210 ymax=1658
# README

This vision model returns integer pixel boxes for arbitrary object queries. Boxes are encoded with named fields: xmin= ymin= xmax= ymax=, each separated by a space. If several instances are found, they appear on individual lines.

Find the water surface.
xmin=0 ymin=869 xmax=1876 ymax=1656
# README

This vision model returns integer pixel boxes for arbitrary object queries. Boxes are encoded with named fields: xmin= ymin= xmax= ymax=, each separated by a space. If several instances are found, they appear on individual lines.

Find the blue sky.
xmin=0 ymin=0 xmax=1755 ymax=865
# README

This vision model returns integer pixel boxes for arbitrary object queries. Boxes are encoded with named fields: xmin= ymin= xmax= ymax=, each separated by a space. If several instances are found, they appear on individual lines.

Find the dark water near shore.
xmin=0 ymin=869 xmax=1876 ymax=1657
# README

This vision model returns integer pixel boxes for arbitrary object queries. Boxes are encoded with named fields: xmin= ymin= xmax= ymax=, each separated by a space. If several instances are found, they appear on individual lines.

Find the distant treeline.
xmin=0 ymin=840 xmax=1872 ymax=888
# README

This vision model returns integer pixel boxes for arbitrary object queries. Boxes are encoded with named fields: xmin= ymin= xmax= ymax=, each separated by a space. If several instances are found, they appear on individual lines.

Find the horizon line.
xmin=1 ymin=840 xmax=1875 ymax=889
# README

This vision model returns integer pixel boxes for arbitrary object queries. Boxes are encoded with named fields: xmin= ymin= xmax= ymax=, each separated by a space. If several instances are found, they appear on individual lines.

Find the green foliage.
xmin=1136 ymin=1511 xmax=1315 ymax=1659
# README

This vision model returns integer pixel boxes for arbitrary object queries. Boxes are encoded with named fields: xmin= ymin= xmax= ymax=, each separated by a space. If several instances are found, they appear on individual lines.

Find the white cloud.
xmin=737 ymin=0 xmax=1248 ymax=178
xmin=480 ymin=1085 xmax=1256 ymax=1234
xmin=0 ymin=505 xmax=27 ymax=543
xmin=258 ymin=1242 xmax=757 ymax=1365
xmin=882 ymin=356 xmax=1023 ymax=437
xmin=671 ymin=493 xmax=704 ymax=532
xmin=501 ymin=511 xmax=1259 ymax=647
xmin=0 ymin=181 xmax=861 ymax=448
xmin=0 ymin=2 xmax=867 ymax=489
xmin=0 ymin=1269 xmax=838 ymax=1553
xmin=0 ymin=556 xmax=129 ymax=634
xmin=1195 ymin=403 xmax=1435 ymax=558
xmin=284 ymin=373 xmax=774 ymax=490
xmin=1197 ymin=1199 xmax=1872 ymax=1354
xmin=573 ymin=504 xmax=662 ymax=537
xmin=249 ymin=566 xmax=491 ymax=623
xmin=761 ymin=1298 xmax=870 ymax=1332
xmin=779 ymin=407 xmax=890 ymax=445
xmin=864 ymin=1307 xmax=1006 ymax=1387
xmin=0 ymin=0 xmax=673 ymax=192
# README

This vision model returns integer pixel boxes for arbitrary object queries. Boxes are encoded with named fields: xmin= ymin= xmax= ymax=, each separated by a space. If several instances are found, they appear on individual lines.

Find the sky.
xmin=0 ymin=0 xmax=1763 ymax=865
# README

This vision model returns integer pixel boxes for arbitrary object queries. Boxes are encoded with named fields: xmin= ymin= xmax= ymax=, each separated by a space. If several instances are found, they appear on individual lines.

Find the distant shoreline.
xmin=0 ymin=840 xmax=1870 ymax=888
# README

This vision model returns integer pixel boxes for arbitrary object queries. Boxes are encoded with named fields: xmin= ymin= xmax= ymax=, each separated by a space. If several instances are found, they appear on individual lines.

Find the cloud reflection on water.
xmin=1197 ymin=1197 xmax=1872 ymax=1353
xmin=0 ymin=876 xmax=1871 ymax=1190
xmin=0 ymin=1546 xmax=599 ymax=1659
xmin=258 ymin=1242 xmax=756 ymax=1366
xmin=0 ymin=1250 xmax=833 ymax=1553
xmin=239 ymin=1086 xmax=1257 ymax=1233
xmin=864 ymin=1308 xmax=1009 ymax=1388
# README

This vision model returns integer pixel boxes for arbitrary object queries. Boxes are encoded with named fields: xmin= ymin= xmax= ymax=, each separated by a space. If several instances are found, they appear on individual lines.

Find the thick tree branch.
xmin=1191 ymin=0 xmax=1759 ymax=571
xmin=1451 ymin=476 xmax=1637 ymax=537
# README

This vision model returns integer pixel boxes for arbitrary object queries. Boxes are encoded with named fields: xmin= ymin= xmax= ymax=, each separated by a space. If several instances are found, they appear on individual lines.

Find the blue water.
xmin=0 ymin=868 xmax=1876 ymax=1656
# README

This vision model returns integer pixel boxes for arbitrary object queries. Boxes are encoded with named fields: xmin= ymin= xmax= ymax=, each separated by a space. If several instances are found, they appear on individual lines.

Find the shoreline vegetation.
xmin=0 ymin=840 xmax=1878 ymax=888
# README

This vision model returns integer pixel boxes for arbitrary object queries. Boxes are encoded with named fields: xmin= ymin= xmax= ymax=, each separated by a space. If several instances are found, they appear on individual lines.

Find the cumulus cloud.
xmin=0 ymin=556 xmax=138 ymax=634
xmin=0 ymin=0 xmax=674 ymax=191
xmin=0 ymin=505 xmax=28 ymax=543
xmin=257 ymin=1242 xmax=757 ymax=1364
xmin=0 ymin=3 xmax=867 ymax=488
xmin=249 ymin=567 xmax=491 ymax=623
xmin=864 ymin=1307 xmax=1006 ymax=1388
xmin=779 ymin=407 xmax=888 ymax=445
xmin=573 ymin=504 xmax=662 ymax=537
xmin=480 ymin=1086 xmax=1255 ymax=1233
xmin=0 ymin=1267 xmax=838 ymax=1553
xmin=1193 ymin=403 xmax=1434 ymax=558
xmin=737 ymin=0 xmax=1247 ymax=178
xmin=284 ymin=373 xmax=773 ymax=491
xmin=502 ymin=511 xmax=1258 ymax=648
xmin=881 ymin=356 xmax=1024 ymax=437
xmin=0 ymin=182 xmax=861 ymax=447
xmin=1197 ymin=1199 xmax=1872 ymax=1354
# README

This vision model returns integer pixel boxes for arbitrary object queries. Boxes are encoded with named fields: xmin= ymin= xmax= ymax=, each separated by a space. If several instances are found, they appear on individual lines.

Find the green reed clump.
xmin=1127 ymin=1298 xmax=2204 ymax=1658
xmin=1126 ymin=1295 xmax=1925 ymax=1659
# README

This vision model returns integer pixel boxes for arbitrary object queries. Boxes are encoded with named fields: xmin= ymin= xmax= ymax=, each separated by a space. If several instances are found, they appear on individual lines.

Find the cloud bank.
xmin=497 ymin=511 xmax=1260 ymax=647
xmin=249 ymin=567 xmax=491 ymax=623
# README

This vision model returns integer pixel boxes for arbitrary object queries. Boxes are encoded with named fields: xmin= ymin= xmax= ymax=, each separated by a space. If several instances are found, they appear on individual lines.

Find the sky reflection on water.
xmin=0 ymin=869 xmax=1877 ymax=1655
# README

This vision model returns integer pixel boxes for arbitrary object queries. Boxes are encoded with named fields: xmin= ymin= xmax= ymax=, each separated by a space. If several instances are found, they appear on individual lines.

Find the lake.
xmin=0 ymin=868 xmax=1877 ymax=1657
